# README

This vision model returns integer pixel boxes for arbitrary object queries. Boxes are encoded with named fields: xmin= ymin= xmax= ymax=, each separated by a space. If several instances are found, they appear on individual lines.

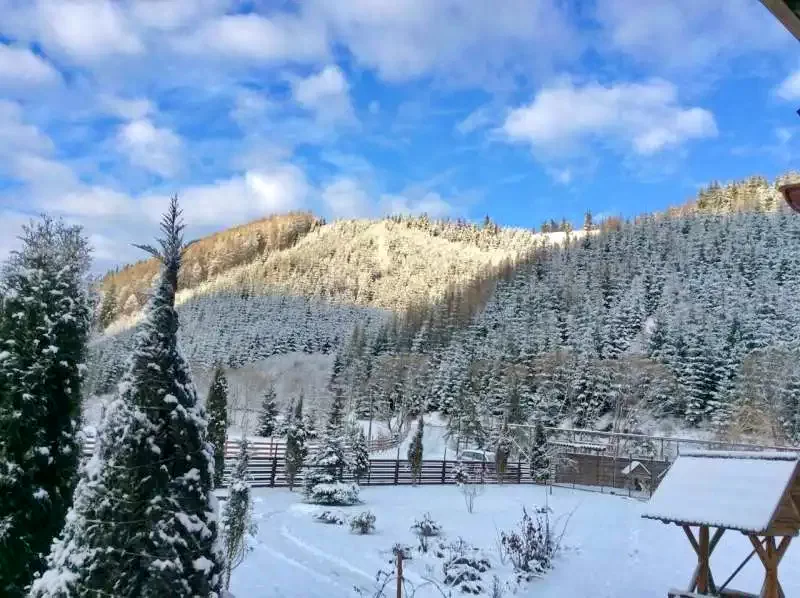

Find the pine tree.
xmin=221 ymin=439 xmax=257 ymax=590
xmin=495 ymin=423 xmax=512 ymax=484
xmin=98 ymin=281 xmax=118 ymax=330
xmin=407 ymin=415 xmax=424 ymax=485
xmin=351 ymin=427 xmax=370 ymax=484
xmin=530 ymin=422 xmax=550 ymax=483
xmin=303 ymin=390 xmax=359 ymax=505
xmin=285 ymin=398 xmax=307 ymax=491
xmin=256 ymin=384 xmax=278 ymax=437
xmin=31 ymin=197 xmax=224 ymax=597
xmin=207 ymin=363 xmax=229 ymax=487
xmin=0 ymin=217 xmax=90 ymax=597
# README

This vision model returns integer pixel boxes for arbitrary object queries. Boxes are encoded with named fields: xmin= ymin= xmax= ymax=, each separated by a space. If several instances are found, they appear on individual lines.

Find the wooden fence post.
xmin=270 ymin=456 xmax=277 ymax=487
xmin=396 ymin=550 xmax=403 ymax=598
xmin=517 ymin=459 xmax=522 ymax=484
xmin=394 ymin=459 xmax=400 ymax=484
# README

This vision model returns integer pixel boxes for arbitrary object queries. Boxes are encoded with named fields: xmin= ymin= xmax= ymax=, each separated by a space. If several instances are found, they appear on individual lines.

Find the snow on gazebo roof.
xmin=642 ymin=450 xmax=800 ymax=534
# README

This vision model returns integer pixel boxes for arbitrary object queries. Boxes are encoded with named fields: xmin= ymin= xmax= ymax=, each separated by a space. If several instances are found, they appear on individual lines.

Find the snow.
xmin=643 ymin=452 xmax=799 ymax=532
xmin=231 ymin=485 xmax=800 ymax=597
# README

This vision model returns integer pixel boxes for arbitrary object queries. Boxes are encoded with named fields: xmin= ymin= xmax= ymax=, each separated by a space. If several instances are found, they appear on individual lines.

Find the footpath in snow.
xmin=231 ymin=484 xmax=800 ymax=597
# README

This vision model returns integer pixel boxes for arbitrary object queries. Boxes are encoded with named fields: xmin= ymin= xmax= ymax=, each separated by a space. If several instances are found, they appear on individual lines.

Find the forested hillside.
xmin=332 ymin=179 xmax=800 ymax=446
xmin=88 ymin=174 xmax=800 ymax=446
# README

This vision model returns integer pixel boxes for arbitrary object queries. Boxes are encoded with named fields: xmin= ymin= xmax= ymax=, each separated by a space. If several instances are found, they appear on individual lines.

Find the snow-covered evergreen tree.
xmin=351 ymin=427 xmax=370 ymax=484
xmin=303 ymin=390 xmax=359 ymax=505
xmin=495 ymin=423 xmax=512 ymax=484
xmin=98 ymin=281 xmax=118 ymax=330
xmin=31 ymin=197 xmax=224 ymax=597
xmin=256 ymin=384 xmax=278 ymax=437
xmin=407 ymin=415 xmax=424 ymax=485
xmin=0 ymin=218 xmax=90 ymax=597
xmin=221 ymin=439 xmax=256 ymax=590
xmin=284 ymin=398 xmax=307 ymax=491
xmin=530 ymin=422 xmax=550 ymax=483
xmin=206 ymin=362 xmax=229 ymax=487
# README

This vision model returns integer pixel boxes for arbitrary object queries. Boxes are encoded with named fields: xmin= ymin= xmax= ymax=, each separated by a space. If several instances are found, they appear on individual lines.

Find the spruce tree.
xmin=495 ymin=423 xmax=512 ymax=484
xmin=98 ymin=281 xmax=118 ymax=330
xmin=256 ymin=384 xmax=278 ymax=437
xmin=284 ymin=398 xmax=307 ymax=491
xmin=407 ymin=415 xmax=424 ymax=485
xmin=221 ymin=439 xmax=256 ymax=591
xmin=206 ymin=363 xmax=229 ymax=488
xmin=530 ymin=422 xmax=550 ymax=483
xmin=303 ymin=390 xmax=359 ymax=505
xmin=0 ymin=218 xmax=90 ymax=597
xmin=351 ymin=427 xmax=370 ymax=484
xmin=31 ymin=197 xmax=224 ymax=597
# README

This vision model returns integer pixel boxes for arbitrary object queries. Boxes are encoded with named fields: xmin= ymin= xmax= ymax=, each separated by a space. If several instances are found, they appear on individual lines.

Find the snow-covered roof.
xmin=642 ymin=451 xmax=800 ymax=533
xmin=621 ymin=460 xmax=650 ymax=476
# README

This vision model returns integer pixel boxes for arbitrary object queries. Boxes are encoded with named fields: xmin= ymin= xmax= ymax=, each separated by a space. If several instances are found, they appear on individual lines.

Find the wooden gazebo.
xmin=642 ymin=451 xmax=800 ymax=598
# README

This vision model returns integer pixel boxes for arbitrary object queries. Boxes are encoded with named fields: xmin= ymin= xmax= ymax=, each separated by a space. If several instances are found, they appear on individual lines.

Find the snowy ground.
xmin=231 ymin=485 xmax=800 ymax=598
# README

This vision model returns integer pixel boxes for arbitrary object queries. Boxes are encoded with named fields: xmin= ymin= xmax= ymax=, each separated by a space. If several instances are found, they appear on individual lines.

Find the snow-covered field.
xmin=232 ymin=485 xmax=800 ymax=597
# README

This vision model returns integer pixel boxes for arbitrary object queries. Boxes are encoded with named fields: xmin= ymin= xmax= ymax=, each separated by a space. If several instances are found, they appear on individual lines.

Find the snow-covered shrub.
xmin=221 ymin=440 xmax=257 ymax=590
xmin=411 ymin=512 xmax=442 ymax=553
xmin=350 ymin=510 xmax=376 ymax=535
xmin=442 ymin=538 xmax=491 ymax=595
xmin=314 ymin=510 xmax=347 ymax=525
xmin=499 ymin=507 xmax=559 ymax=580
xmin=490 ymin=575 xmax=505 ymax=598
xmin=453 ymin=462 xmax=484 ymax=514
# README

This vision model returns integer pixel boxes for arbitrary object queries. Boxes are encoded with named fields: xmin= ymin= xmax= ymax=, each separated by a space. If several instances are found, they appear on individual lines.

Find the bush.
xmin=314 ymin=510 xmax=347 ymax=525
xmin=499 ymin=507 xmax=561 ymax=580
xmin=441 ymin=539 xmax=491 ymax=595
xmin=350 ymin=510 xmax=376 ymax=535
xmin=410 ymin=513 xmax=442 ymax=553
xmin=453 ymin=462 xmax=484 ymax=514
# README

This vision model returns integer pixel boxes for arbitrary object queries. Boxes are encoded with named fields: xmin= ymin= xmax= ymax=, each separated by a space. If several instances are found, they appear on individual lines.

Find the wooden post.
xmin=697 ymin=525 xmax=710 ymax=593
xmin=394 ymin=459 xmax=400 ymax=484
xmin=440 ymin=459 xmax=447 ymax=484
xmin=270 ymin=455 xmax=277 ymax=487
xmin=396 ymin=550 xmax=403 ymax=598
xmin=517 ymin=459 xmax=522 ymax=484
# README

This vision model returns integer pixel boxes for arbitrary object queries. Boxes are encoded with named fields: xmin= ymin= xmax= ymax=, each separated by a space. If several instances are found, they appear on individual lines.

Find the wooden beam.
xmin=697 ymin=525 xmax=710 ymax=594
xmin=710 ymin=527 xmax=726 ymax=554
xmin=683 ymin=525 xmax=700 ymax=555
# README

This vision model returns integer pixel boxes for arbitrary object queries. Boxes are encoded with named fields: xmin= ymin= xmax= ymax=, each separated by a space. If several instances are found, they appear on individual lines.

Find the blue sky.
xmin=0 ymin=0 xmax=798 ymax=268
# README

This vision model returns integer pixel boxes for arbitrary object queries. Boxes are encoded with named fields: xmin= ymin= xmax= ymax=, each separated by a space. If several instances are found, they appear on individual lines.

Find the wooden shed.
xmin=642 ymin=451 xmax=800 ymax=598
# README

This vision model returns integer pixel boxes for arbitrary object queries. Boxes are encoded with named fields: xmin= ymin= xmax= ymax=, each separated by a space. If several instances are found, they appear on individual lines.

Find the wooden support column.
xmin=682 ymin=525 xmax=724 ymax=594
xmin=697 ymin=525 xmax=710 ymax=593
xmin=749 ymin=535 xmax=792 ymax=598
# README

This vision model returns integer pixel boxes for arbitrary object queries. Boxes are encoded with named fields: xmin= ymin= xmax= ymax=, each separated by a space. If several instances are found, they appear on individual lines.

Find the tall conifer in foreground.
xmin=0 ymin=218 xmax=90 ymax=597
xmin=206 ymin=363 xmax=229 ymax=487
xmin=221 ymin=439 xmax=256 ymax=590
xmin=31 ymin=198 xmax=224 ymax=597
xmin=407 ymin=415 xmax=424 ymax=485
xmin=256 ymin=384 xmax=278 ymax=437
xmin=284 ymin=398 xmax=307 ymax=491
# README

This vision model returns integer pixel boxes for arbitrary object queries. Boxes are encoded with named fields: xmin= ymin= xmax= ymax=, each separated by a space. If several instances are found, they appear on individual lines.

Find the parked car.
xmin=459 ymin=449 xmax=496 ymax=464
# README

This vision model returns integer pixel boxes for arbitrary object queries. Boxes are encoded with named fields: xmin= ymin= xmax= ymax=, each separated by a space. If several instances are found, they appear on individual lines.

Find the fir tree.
xmin=351 ymin=427 xmax=370 ymax=484
xmin=303 ymin=390 xmax=359 ymax=505
xmin=285 ymin=398 xmax=307 ymax=491
xmin=407 ymin=415 xmax=424 ymax=485
xmin=221 ymin=439 xmax=257 ymax=591
xmin=98 ymin=281 xmax=118 ymax=330
xmin=0 ymin=217 xmax=90 ymax=597
xmin=206 ymin=363 xmax=229 ymax=487
xmin=530 ymin=422 xmax=550 ymax=483
xmin=256 ymin=384 xmax=278 ymax=437
xmin=31 ymin=197 xmax=224 ymax=597
xmin=495 ymin=423 xmax=512 ymax=484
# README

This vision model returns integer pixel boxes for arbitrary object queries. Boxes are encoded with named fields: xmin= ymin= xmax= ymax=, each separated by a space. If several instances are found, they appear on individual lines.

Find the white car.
xmin=459 ymin=449 xmax=496 ymax=464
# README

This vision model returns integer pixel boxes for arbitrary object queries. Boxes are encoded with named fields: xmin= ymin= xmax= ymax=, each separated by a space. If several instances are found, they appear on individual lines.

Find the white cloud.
xmin=292 ymin=65 xmax=355 ymax=125
xmin=117 ymin=119 xmax=183 ymax=177
xmin=456 ymin=105 xmax=494 ymax=135
xmin=34 ymin=0 xmax=143 ymax=61
xmin=775 ymin=69 xmax=800 ymax=101
xmin=380 ymin=191 xmax=454 ymax=218
xmin=594 ymin=0 xmax=789 ymax=70
xmin=322 ymin=177 xmax=372 ymax=218
xmin=0 ymin=44 xmax=60 ymax=88
xmin=130 ymin=0 xmax=227 ymax=32
xmin=309 ymin=0 xmax=579 ymax=85
xmin=99 ymin=95 xmax=155 ymax=120
xmin=175 ymin=12 xmax=327 ymax=63
xmin=0 ymin=100 xmax=54 ymax=156
xmin=502 ymin=79 xmax=717 ymax=156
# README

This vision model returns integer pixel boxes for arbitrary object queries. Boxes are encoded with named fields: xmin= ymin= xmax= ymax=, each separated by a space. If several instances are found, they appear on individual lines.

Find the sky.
xmin=0 ymin=0 xmax=799 ymax=270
